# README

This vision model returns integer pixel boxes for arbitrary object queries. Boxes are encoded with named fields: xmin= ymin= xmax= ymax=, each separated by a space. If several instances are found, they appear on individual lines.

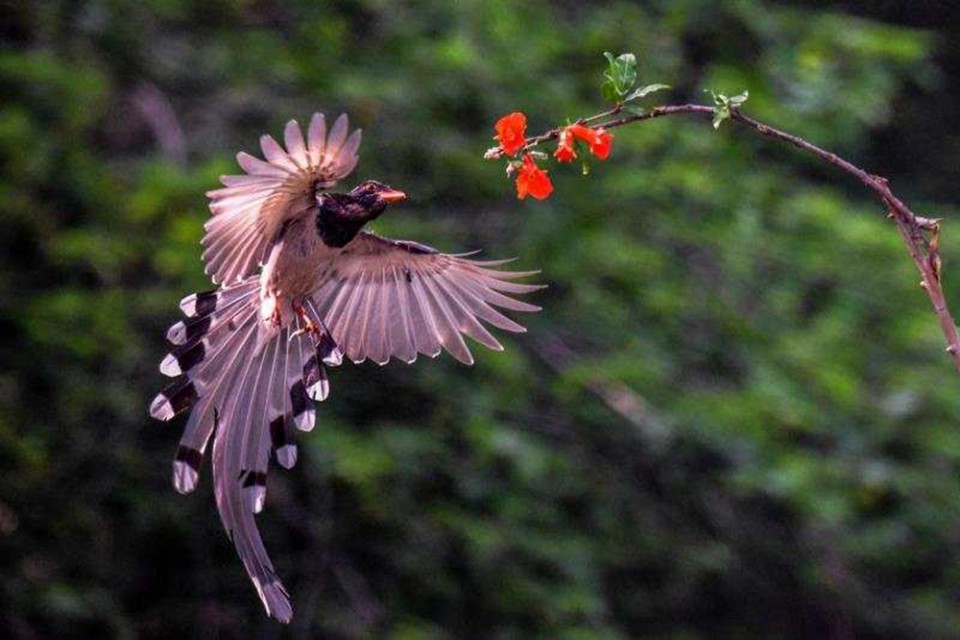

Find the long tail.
xmin=149 ymin=276 xmax=341 ymax=622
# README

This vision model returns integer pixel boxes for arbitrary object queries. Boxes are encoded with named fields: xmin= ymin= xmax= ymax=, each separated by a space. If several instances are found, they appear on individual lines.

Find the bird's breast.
xmin=261 ymin=218 xmax=337 ymax=310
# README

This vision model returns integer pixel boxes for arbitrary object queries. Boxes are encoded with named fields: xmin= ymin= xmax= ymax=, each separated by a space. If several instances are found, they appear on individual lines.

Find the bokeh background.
xmin=3 ymin=1 xmax=960 ymax=638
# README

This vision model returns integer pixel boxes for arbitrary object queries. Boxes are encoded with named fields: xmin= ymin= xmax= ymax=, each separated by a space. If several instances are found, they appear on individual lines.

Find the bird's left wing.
xmin=202 ymin=113 xmax=362 ymax=285
xmin=307 ymin=231 xmax=543 ymax=365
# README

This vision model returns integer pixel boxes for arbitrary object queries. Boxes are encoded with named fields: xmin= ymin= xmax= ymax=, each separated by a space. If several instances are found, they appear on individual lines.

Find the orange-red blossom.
xmin=554 ymin=123 xmax=614 ymax=162
xmin=494 ymin=111 xmax=527 ymax=156
xmin=515 ymin=154 xmax=553 ymax=200
xmin=494 ymin=113 xmax=613 ymax=201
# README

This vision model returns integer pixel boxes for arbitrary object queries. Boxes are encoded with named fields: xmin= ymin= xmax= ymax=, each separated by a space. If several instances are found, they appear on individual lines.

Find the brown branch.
xmin=487 ymin=104 xmax=960 ymax=372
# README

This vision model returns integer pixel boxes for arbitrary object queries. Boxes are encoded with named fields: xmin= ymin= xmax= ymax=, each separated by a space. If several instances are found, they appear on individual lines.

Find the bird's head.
xmin=346 ymin=180 xmax=407 ymax=220
xmin=315 ymin=180 xmax=407 ymax=247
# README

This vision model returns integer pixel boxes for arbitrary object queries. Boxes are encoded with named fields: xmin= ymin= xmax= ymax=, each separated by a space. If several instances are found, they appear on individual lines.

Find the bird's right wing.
xmin=307 ymin=231 xmax=543 ymax=366
xmin=202 ymin=113 xmax=362 ymax=285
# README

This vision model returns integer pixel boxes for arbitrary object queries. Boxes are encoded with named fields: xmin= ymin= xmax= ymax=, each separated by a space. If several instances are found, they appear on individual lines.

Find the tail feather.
xmin=166 ymin=314 xmax=211 ymax=346
xmin=304 ymin=298 xmax=343 ymax=365
xmin=152 ymin=275 xmax=340 ymax=622
xmin=270 ymin=415 xmax=297 ymax=469
xmin=160 ymin=284 xmax=260 ymax=381
xmin=167 ymin=285 xmax=258 ymax=346
xmin=236 ymin=332 xmax=281 ymax=513
xmin=179 ymin=290 xmax=218 ymax=317
xmin=208 ymin=302 xmax=291 ymax=618
xmin=150 ymin=377 xmax=198 ymax=421
xmin=170 ymin=319 xmax=258 ymax=494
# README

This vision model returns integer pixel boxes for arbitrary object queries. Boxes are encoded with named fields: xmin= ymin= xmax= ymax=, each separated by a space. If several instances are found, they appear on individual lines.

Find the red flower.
xmin=494 ymin=112 xmax=527 ymax=156
xmin=554 ymin=127 xmax=576 ymax=162
xmin=568 ymin=124 xmax=614 ymax=160
xmin=515 ymin=153 xmax=553 ymax=200
xmin=589 ymin=128 xmax=613 ymax=160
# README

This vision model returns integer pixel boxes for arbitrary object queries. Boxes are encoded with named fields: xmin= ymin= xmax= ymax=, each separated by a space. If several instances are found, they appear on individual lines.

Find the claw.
xmin=289 ymin=300 xmax=319 ymax=341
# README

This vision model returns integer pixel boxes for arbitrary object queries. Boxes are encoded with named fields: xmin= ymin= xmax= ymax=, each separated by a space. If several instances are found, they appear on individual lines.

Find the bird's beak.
xmin=379 ymin=189 xmax=407 ymax=203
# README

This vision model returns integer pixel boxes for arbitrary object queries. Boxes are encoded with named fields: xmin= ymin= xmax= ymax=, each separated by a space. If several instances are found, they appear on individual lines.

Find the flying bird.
xmin=149 ymin=113 xmax=541 ymax=622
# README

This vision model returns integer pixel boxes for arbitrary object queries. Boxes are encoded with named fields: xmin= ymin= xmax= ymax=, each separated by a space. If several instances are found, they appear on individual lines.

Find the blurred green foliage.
xmin=2 ymin=1 xmax=960 ymax=638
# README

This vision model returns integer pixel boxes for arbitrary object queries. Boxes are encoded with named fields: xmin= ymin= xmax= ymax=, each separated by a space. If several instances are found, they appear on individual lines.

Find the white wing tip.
xmin=166 ymin=321 xmax=187 ymax=345
xmin=306 ymin=378 xmax=330 ymax=402
xmin=277 ymin=445 xmax=298 ymax=470
xmin=150 ymin=393 xmax=175 ymax=421
xmin=293 ymin=408 xmax=315 ymax=432
xmin=173 ymin=460 xmax=199 ymax=494
xmin=160 ymin=353 xmax=182 ymax=377
xmin=245 ymin=485 xmax=266 ymax=514
xmin=322 ymin=349 xmax=343 ymax=367
xmin=179 ymin=294 xmax=197 ymax=316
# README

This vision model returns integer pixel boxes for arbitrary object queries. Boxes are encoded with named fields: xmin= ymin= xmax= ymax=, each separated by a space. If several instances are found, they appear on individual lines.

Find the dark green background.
xmin=3 ymin=1 xmax=960 ymax=638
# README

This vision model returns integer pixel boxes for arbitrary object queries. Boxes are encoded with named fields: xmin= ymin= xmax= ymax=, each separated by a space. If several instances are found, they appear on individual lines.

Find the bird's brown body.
xmin=259 ymin=216 xmax=332 ymax=325
xmin=150 ymin=113 xmax=541 ymax=622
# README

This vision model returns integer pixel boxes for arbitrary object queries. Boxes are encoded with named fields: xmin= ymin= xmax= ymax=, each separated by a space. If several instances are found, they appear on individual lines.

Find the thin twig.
xmin=487 ymin=104 xmax=960 ymax=372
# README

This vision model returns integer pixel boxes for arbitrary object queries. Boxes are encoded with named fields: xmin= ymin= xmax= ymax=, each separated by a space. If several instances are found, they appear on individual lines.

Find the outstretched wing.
xmin=202 ymin=113 xmax=362 ymax=285
xmin=307 ymin=231 xmax=543 ymax=365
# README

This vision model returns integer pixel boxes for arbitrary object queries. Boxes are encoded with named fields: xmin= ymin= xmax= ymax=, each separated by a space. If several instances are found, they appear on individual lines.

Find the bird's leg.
xmin=289 ymin=300 xmax=319 ymax=340
xmin=269 ymin=305 xmax=282 ymax=328
xmin=260 ymin=293 xmax=283 ymax=328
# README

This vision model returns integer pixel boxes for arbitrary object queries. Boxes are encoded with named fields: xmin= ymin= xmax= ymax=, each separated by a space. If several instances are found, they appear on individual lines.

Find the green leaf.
xmin=601 ymin=80 xmax=620 ymax=102
xmin=615 ymin=53 xmax=637 ymax=92
xmin=625 ymin=83 xmax=671 ymax=101
xmin=713 ymin=104 xmax=730 ymax=130
xmin=707 ymin=88 xmax=748 ymax=128
xmin=601 ymin=51 xmax=639 ymax=101
xmin=625 ymin=104 xmax=647 ymax=116
xmin=727 ymin=90 xmax=749 ymax=107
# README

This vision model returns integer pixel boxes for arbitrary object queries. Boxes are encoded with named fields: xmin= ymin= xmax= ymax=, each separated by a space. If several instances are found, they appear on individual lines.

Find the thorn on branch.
xmin=916 ymin=216 xmax=941 ymax=231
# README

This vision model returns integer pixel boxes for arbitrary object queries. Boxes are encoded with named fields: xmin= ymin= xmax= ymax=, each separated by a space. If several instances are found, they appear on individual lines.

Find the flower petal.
xmin=495 ymin=112 xmax=527 ymax=156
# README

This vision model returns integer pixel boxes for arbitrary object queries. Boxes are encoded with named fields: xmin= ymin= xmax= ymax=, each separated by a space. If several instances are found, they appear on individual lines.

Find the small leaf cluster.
xmin=709 ymin=90 xmax=750 ymax=129
xmin=602 ymin=51 xmax=670 ymax=111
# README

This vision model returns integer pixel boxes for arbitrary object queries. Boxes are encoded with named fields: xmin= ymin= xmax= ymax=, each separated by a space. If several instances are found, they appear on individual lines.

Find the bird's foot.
xmin=269 ymin=305 xmax=282 ymax=328
xmin=288 ymin=301 xmax=319 ymax=340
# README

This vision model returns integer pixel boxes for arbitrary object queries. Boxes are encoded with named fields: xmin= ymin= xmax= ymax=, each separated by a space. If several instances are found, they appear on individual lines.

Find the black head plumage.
xmin=315 ymin=180 xmax=406 ymax=247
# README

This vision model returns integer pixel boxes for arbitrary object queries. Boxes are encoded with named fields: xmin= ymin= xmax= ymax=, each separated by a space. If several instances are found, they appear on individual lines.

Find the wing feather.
xmin=419 ymin=275 xmax=474 ymax=364
xmin=307 ymin=113 xmax=327 ymax=166
xmin=202 ymin=113 xmax=362 ymax=285
xmin=259 ymin=135 xmax=300 ymax=173
xmin=387 ymin=265 xmax=418 ymax=363
xmin=309 ymin=232 xmax=540 ymax=365
xmin=406 ymin=275 xmax=444 ymax=358
xmin=325 ymin=114 xmax=349 ymax=162
xmin=434 ymin=278 xmax=504 ymax=351
xmin=283 ymin=120 xmax=308 ymax=168
xmin=444 ymin=277 xmax=528 ymax=333
xmin=369 ymin=266 xmax=395 ymax=365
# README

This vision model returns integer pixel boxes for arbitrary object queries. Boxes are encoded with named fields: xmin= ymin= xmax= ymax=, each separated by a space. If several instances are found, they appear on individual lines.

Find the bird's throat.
xmin=315 ymin=213 xmax=366 ymax=248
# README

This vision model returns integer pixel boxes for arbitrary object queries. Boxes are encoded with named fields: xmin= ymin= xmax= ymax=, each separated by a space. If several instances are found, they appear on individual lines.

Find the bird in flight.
xmin=149 ymin=113 xmax=541 ymax=622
